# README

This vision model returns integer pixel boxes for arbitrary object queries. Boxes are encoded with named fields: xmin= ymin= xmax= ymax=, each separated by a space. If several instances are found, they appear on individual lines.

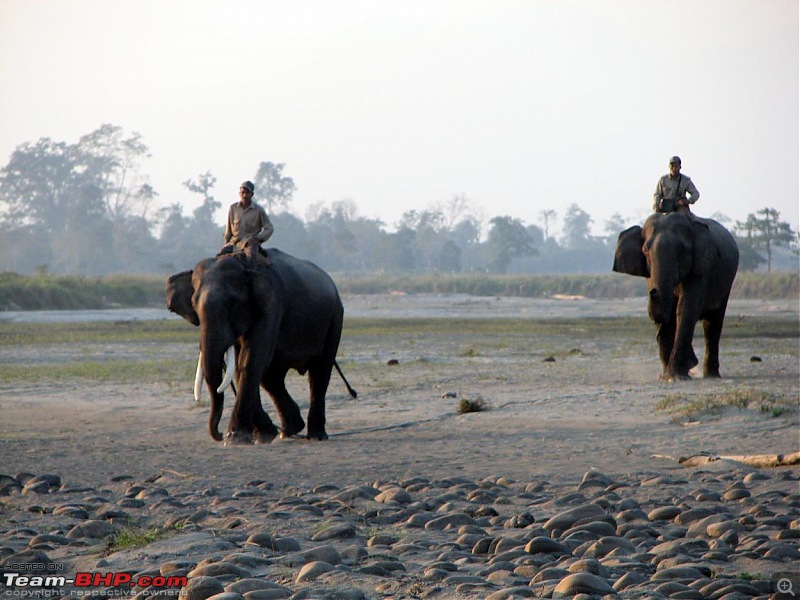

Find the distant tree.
xmin=152 ymin=171 xmax=223 ymax=267
xmin=51 ymin=185 xmax=115 ymax=275
xmin=155 ymin=173 xmax=222 ymax=272
xmin=332 ymin=227 xmax=360 ymax=271
xmin=376 ymin=227 xmax=416 ymax=273
xmin=604 ymin=213 xmax=627 ymax=235
xmin=78 ymin=124 xmax=155 ymax=222
xmin=112 ymin=214 xmax=160 ymax=274
xmin=710 ymin=211 xmax=732 ymax=225
xmin=452 ymin=216 xmax=481 ymax=246
xmin=301 ymin=199 xmax=365 ymax=270
xmin=269 ymin=212 xmax=314 ymax=259
xmin=437 ymin=239 xmax=462 ymax=273
xmin=561 ymin=204 xmax=594 ymax=249
xmin=157 ymin=203 xmax=188 ymax=246
xmin=0 ymin=137 xmax=95 ymax=235
xmin=736 ymin=242 xmax=767 ymax=273
xmin=539 ymin=209 xmax=557 ymax=240
xmin=735 ymin=208 xmax=796 ymax=272
xmin=485 ymin=216 xmax=537 ymax=274
xmin=0 ymin=124 xmax=157 ymax=274
xmin=346 ymin=215 xmax=385 ymax=271
xmin=405 ymin=209 xmax=446 ymax=270
xmin=525 ymin=224 xmax=545 ymax=248
xmin=304 ymin=201 xmax=327 ymax=223
xmin=305 ymin=212 xmax=336 ymax=269
xmin=450 ymin=216 xmax=483 ymax=271
xmin=604 ymin=213 xmax=628 ymax=246
xmin=433 ymin=193 xmax=476 ymax=231
xmin=183 ymin=171 xmax=222 ymax=238
xmin=330 ymin=199 xmax=358 ymax=223
xmin=253 ymin=161 xmax=296 ymax=212
xmin=183 ymin=171 xmax=219 ymax=216
xmin=396 ymin=210 xmax=421 ymax=231
xmin=155 ymin=203 xmax=191 ymax=272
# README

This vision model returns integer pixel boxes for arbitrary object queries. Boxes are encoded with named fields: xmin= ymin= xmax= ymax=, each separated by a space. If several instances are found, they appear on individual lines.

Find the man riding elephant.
xmin=220 ymin=180 xmax=274 ymax=254
xmin=653 ymin=156 xmax=700 ymax=214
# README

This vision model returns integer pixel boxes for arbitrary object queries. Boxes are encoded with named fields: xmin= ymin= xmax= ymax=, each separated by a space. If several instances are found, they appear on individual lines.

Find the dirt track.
xmin=2 ymin=297 xmax=797 ymax=489
xmin=1 ymin=296 xmax=798 ymax=599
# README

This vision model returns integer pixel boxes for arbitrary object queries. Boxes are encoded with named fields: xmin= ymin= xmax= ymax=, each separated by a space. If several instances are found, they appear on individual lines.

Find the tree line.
xmin=0 ymin=124 xmax=796 ymax=277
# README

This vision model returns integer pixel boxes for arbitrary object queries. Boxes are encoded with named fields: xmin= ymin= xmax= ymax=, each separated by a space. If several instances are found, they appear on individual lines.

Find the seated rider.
xmin=220 ymin=180 xmax=274 ymax=255
xmin=653 ymin=156 xmax=700 ymax=213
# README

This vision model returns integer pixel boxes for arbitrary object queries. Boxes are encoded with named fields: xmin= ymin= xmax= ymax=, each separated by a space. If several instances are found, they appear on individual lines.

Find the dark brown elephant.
xmin=167 ymin=247 xmax=354 ymax=444
xmin=613 ymin=211 xmax=739 ymax=381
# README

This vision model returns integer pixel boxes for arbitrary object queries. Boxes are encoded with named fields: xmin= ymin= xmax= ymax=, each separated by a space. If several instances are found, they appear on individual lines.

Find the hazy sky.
xmin=1 ymin=0 xmax=797 ymax=236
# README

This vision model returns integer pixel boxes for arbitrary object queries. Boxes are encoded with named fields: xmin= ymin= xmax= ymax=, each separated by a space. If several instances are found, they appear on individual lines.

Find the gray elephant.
xmin=166 ymin=246 xmax=355 ymax=444
xmin=613 ymin=211 xmax=739 ymax=381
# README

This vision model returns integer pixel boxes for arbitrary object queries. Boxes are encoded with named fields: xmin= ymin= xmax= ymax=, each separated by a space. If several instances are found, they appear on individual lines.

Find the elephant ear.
xmin=613 ymin=225 xmax=649 ymax=277
xmin=691 ymin=220 xmax=717 ymax=275
xmin=166 ymin=270 xmax=200 ymax=326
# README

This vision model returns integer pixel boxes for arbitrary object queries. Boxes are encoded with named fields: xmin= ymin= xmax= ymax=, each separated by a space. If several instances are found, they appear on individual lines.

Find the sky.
xmin=0 ymin=0 xmax=797 ymax=238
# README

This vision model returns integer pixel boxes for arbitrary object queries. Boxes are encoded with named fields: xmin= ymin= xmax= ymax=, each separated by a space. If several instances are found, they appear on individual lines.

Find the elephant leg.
xmin=687 ymin=345 xmax=699 ymax=371
xmin=263 ymin=367 xmax=305 ymax=438
xmin=672 ymin=334 xmax=698 ymax=377
xmin=656 ymin=320 xmax=676 ymax=381
xmin=306 ymin=360 xmax=334 ymax=441
xmin=701 ymin=306 xmax=727 ymax=378
xmin=227 ymin=343 xmax=279 ymax=445
xmin=252 ymin=389 xmax=280 ymax=444
xmin=668 ymin=300 xmax=703 ymax=381
xmin=227 ymin=388 xmax=279 ymax=445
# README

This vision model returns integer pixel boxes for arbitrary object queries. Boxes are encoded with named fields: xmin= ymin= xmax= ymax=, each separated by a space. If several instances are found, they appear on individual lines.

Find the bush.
xmin=0 ymin=270 xmax=795 ymax=311
xmin=0 ymin=272 xmax=165 ymax=310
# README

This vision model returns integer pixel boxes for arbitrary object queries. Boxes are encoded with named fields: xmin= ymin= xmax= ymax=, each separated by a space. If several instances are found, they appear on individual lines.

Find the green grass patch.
xmin=655 ymin=389 xmax=798 ymax=422
xmin=0 ymin=314 xmax=795 ymax=386
xmin=459 ymin=345 xmax=482 ymax=358
xmin=0 ymin=359 xmax=195 ymax=385
xmin=0 ymin=319 xmax=196 ymax=347
xmin=343 ymin=316 xmax=655 ymax=338
xmin=458 ymin=396 xmax=489 ymax=414
xmin=103 ymin=526 xmax=172 ymax=554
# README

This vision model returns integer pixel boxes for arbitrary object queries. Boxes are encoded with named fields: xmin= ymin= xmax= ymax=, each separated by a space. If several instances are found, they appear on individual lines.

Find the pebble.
xmin=179 ymin=576 xmax=225 ymax=600
xmin=552 ymin=572 xmax=616 ymax=597
xmin=295 ymin=560 xmax=335 ymax=583
xmin=1 ymin=468 xmax=798 ymax=599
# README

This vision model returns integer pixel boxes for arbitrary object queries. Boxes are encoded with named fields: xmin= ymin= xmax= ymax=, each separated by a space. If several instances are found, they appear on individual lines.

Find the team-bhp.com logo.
xmin=3 ymin=572 xmax=186 ymax=596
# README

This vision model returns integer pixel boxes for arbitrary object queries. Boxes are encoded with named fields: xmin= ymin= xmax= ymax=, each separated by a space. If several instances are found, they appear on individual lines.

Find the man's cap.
xmin=669 ymin=156 xmax=682 ymax=165
xmin=240 ymin=180 xmax=255 ymax=192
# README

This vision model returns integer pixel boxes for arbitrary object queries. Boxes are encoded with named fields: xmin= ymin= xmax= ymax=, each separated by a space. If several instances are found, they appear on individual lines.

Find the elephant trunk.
xmin=647 ymin=275 xmax=676 ymax=325
xmin=648 ymin=288 xmax=664 ymax=323
xmin=209 ymin=398 xmax=224 ymax=441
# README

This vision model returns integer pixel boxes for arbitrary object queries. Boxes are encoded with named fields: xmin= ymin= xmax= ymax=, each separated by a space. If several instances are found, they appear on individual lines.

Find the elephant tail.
xmin=334 ymin=360 xmax=357 ymax=398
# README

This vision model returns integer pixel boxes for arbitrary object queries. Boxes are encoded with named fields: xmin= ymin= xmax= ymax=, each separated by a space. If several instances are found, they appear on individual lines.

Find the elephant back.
xmin=261 ymin=248 xmax=342 ymax=304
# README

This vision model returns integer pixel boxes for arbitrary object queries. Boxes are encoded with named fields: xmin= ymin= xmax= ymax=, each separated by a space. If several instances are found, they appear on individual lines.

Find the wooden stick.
xmin=652 ymin=452 xmax=800 ymax=468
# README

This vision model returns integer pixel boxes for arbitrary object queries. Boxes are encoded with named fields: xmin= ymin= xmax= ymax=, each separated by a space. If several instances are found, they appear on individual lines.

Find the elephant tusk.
xmin=193 ymin=352 xmax=204 ymax=403
xmin=216 ymin=346 xmax=236 ymax=394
